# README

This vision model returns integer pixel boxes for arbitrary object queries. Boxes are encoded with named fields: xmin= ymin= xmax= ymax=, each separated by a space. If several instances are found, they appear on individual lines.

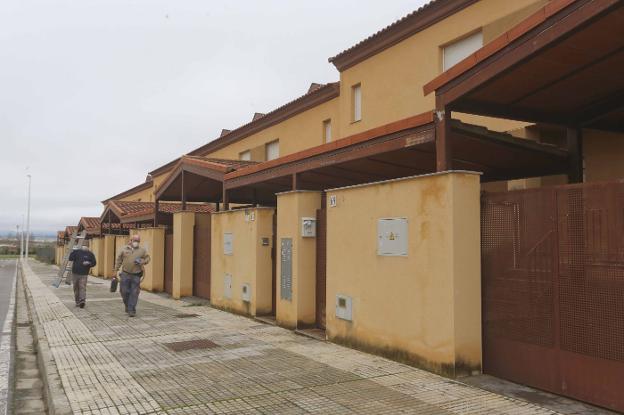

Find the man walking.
xmin=114 ymin=234 xmax=150 ymax=317
xmin=68 ymin=244 xmax=97 ymax=308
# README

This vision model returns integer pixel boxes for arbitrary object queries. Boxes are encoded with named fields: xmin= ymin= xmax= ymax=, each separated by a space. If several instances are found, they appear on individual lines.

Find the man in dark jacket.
xmin=68 ymin=245 xmax=97 ymax=308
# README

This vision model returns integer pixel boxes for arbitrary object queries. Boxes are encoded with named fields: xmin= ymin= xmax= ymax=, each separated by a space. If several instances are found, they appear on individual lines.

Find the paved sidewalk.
xmin=23 ymin=260 xmax=561 ymax=415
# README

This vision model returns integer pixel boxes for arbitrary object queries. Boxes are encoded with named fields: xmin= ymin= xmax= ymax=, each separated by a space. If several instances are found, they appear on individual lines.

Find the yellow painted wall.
xmin=102 ymin=235 xmax=116 ymax=278
xmin=337 ymin=0 xmax=546 ymax=138
xmin=276 ymin=191 xmax=322 ymax=329
xmin=206 ymin=98 xmax=340 ymax=161
xmin=117 ymin=170 xmax=170 ymax=202
xmin=54 ymin=245 xmax=62 ymax=266
xmin=114 ymin=235 xmax=129 ymax=264
xmin=137 ymin=227 xmax=165 ymax=292
xmin=325 ymin=172 xmax=481 ymax=377
xmin=89 ymin=237 xmax=103 ymax=277
xmin=172 ymin=211 xmax=195 ymax=299
xmin=210 ymin=208 xmax=275 ymax=316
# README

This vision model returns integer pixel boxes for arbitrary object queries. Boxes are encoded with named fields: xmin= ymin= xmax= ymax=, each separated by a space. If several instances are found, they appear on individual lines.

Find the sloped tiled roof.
xmin=423 ymin=0 xmax=577 ymax=95
xmin=64 ymin=226 xmax=78 ymax=238
xmin=328 ymin=0 xmax=477 ymax=71
xmin=107 ymin=200 xmax=214 ymax=221
xmin=148 ymin=82 xmax=340 ymax=177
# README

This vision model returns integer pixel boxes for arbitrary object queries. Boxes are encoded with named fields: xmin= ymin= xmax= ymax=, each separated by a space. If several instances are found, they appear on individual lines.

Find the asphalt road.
xmin=0 ymin=259 xmax=16 ymax=415
xmin=0 ymin=260 xmax=16 ymax=341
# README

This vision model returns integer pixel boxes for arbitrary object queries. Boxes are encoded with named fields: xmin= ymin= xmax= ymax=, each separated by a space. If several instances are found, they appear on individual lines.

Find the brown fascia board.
xmin=101 ymin=180 xmax=152 ymax=204
xmin=328 ymin=0 xmax=478 ymax=71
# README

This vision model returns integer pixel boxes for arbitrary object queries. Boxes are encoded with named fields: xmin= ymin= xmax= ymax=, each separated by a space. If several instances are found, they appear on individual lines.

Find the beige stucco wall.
xmin=102 ymin=235 xmax=116 ymax=278
xmin=325 ymin=172 xmax=481 ymax=377
xmin=210 ymin=208 xmax=275 ymax=316
xmin=172 ymin=211 xmax=195 ymax=299
xmin=117 ymin=170 xmax=170 ymax=202
xmin=54 ymin=245 xmax=63 ymax=266
xmin=114 ymin=235 xmax=129 ymax=266
xmin=207 ymin=97 xmax=340 ymax=161
xmin=89 ymin=237 xmax=103 ymax=277
xmin=136 ymin=227 xmax=165 ymax=292
xmin=337 ymin=0 xmax=546 ymax=138
xmin=276 ymin=191 xmax=322 ymax=329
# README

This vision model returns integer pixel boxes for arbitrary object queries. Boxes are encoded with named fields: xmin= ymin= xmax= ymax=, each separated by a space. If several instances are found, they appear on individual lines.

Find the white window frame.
xmin=323 ymin=119 xmax=332 ymax=143
xmin=442 ymin=31 xmax=483 ymax=72
xmin=352 ymin=84 xmax=362 ymax=122
xmin=265 ymin=140 xmax=279 ymax=161
xmin=239 ymin=150 xmax=251 ymax=161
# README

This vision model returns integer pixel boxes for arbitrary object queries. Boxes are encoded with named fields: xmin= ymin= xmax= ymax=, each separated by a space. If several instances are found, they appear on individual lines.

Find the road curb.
xmin=19 ymin=262 xmax=72 ymax=415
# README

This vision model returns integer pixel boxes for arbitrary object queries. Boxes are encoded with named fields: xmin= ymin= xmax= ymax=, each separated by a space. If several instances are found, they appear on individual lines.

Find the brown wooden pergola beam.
xmin=224 ymin=127 xmax=434 ymax=190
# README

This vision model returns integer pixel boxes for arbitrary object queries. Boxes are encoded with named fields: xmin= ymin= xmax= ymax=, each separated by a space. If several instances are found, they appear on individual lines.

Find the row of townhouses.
xmin=55 ymin=0 xmax=624 ymax=411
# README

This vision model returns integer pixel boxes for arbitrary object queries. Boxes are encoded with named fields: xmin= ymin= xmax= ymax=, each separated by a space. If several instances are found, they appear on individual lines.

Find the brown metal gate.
xmin=481 ymin=181 xmax=624 ymax=412
xmin=193 ymin=220 xmax=211 ymax=299
xmin=316 ymin=194 xmax=327 ymax=329
xmin=164 ymin=231 xmax=174 ymax=295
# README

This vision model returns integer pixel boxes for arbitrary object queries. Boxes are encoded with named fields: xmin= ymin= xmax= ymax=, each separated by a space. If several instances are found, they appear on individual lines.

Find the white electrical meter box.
xmin=223 ymin=232 xmax=233 ymax=255
xmin=241 ymin=283 xmax=251 ymax=302
xmin=224 ymin=274 xmax=233 ymax=299
xmin=335 ymin=294 xmax=352 ymax=321
xmin=301 ymin=217 xmax=316 ymax=238
xmin=377 ymin=218 xmax=408 ymax=256
xmin=329 ymin=194 xmax=337 ymax=207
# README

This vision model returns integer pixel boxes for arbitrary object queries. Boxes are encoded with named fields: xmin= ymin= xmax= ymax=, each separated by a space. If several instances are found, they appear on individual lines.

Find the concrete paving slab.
xmin=22 ymin=260 xmax=587 ymax=415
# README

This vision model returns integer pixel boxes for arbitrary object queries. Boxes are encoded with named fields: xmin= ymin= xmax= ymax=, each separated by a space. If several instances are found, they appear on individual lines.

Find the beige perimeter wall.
xmin=211 ymin=208 xmax=275 ymax=316
xmin=325 ymin=171 xmax=482 ymax=377
xmin=136 ymin=227 xmax=165 ymax=292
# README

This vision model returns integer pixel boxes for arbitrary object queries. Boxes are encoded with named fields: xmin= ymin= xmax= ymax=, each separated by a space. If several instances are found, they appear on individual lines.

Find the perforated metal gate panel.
xmin=280 ymin=238 xmax=292 ymax=301
xmin=481 ymin=182 xmax=624 ymax=412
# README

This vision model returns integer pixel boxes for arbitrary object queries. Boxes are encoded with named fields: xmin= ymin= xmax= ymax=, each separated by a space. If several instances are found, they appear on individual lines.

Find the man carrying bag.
xmin=113 ymin=234 xmax=150 ymax=317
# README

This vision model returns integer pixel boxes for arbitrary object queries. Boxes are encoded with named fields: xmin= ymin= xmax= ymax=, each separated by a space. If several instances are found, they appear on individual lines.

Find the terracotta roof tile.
xmin=328 ymin=0 xmax=477 ymax=71
xmin=225 ymin=111 xmax=434 ymax=180
xmin=108 ymin=200 xmax=214 ymax=220
xmin=423 ymin=0 xmax=577 ymax=95
xmin=148 ymin=82 xmax=340 ymax=178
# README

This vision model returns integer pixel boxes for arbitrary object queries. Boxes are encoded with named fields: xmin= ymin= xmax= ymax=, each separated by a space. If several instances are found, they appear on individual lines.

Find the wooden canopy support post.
xmin=107 ymin=211 xmax=112 ymax=235
xmin=567 ymin=127 xmax=583 ymax=183
xmin=223 ymin=188 xmax=230 ymax=211
xmin=292 ymin=173 xmax=299 ymax=191
xmin=181 ymin=170 xmax=187 ymax=211
xmin=435 ymin=106 xmax=452 ymax=172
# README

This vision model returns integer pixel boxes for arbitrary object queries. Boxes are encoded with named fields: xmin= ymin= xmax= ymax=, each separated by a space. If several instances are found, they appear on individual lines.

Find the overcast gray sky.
xmin=0 ymin=0 xmax=426 ymax=234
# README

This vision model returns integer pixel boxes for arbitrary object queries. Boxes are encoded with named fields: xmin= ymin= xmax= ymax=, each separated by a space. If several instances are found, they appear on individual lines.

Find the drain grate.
xmin=164 ymin=339 xmax=219 ymax=352
xmin=174 ymin=313 xmax=199 ymax=318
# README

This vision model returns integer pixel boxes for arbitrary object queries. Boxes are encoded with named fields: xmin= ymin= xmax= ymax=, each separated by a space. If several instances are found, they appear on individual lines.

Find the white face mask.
xmin=131 ymin=242 xmax=139 ymax=248
xmin=81 ymin=246 xmax=89 ymax=251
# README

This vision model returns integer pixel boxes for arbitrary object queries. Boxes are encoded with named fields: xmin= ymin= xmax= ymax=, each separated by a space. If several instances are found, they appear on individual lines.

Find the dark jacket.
xmin=68 ymin=249 xmax=97 ymax=276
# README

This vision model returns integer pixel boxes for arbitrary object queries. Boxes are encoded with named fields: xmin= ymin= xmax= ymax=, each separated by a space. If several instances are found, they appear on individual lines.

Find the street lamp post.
xmin=25 ymin=174 xmax=31 ymax=260
xmin=20 ymin=214 xmax=24 ymax=259
xmin=16 ymin=224 xmax=20 ymax=259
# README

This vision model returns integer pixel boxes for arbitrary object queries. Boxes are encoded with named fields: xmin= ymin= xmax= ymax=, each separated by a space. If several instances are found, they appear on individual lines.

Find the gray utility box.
xmin=377 ymin=218 xmax=408 ymax=256
xmin=224 ymin=273 xmax=233 ymax=299
xmin=223 ymin=232 xmax=233 ymax=255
